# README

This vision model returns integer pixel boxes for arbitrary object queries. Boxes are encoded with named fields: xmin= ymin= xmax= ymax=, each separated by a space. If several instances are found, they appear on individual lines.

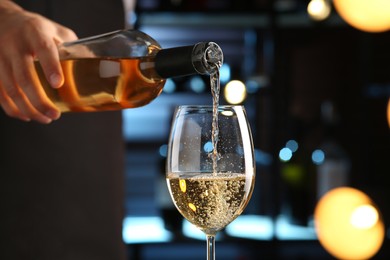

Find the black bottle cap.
xmin=155 ymin=42 xmax=223 ymax=78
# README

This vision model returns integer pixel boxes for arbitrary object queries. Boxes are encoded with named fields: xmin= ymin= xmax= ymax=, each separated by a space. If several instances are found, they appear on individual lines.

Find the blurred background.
xmin=121 ymin=0 xmax=390 ymax=259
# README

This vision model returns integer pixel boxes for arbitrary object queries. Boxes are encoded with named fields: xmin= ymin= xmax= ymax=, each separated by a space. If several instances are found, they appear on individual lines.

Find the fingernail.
xmin=46 ymin=109 xmax=60 ymax=120
xmin=43 ymin=118 xmax=52 ymax=124
xmin=50 ymin=73 xmax=62 ymax=88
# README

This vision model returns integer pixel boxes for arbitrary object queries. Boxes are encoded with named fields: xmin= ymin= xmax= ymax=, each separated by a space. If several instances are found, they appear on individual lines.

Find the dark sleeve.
xmin=14 ymin=0 xmax=125 ymax=37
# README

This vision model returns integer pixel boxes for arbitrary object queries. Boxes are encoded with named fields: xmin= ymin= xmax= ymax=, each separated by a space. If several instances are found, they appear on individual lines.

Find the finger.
xmin=30 ymin=33 xmax=64 ymax=89
xmin=0 ymin=68 xmax=52 ymax=124
xmin=0 ymin=59 xmax=33 ymax=121
xmin=0 ymin=84 xmax=31 ymax=122
xmin=12 ymin=54 xmax=60 ymax=122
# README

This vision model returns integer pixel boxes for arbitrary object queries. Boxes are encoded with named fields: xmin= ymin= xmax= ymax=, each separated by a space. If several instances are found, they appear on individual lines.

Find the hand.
xmin=0 ymin=1 xmax=77 ymax=123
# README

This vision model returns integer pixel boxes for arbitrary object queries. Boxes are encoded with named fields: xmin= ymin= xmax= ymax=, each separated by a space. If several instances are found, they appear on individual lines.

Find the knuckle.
xmin=24 ymin=15 xmax=44 ymax=30
xmin=33 ymin=37 xmax=55 ymax=53
xmin=61 ymin=28 xmax=78 ymax=41
xmin=25 ymin=18 xmax=55 ymax=52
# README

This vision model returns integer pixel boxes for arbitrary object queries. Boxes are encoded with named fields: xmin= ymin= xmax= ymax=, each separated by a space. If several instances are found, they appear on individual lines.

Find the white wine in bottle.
xmin=35 ymin=30 xmax=223 ymax=112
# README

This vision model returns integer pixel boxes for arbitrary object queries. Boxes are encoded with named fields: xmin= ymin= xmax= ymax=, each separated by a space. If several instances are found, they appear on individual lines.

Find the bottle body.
xmin=35 ymin=56 xmax=165 ymax=112
xmin=35 ymin=29 xmax=223 ymax=112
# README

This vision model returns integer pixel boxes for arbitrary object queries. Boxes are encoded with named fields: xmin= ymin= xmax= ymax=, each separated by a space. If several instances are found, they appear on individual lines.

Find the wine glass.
xmin=166 ymin=105 xmax=255 ymax=260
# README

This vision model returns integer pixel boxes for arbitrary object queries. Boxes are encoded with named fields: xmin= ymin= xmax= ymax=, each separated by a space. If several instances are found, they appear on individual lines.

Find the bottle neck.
xmin=154 ymin=42 xmax=223 ymax=78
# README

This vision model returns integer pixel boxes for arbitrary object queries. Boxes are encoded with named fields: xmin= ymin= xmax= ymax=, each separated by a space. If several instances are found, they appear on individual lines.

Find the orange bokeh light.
xmin=315 ymin=187 xmax=385 ymax=260
xmin=387 ymin=98 xmax=390 ymax=128
xmin=333 ymin=0 xmax=390 ymax=33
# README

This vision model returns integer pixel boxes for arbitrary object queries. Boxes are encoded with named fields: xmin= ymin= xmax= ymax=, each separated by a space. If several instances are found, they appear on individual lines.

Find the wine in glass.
xmin=166 ymin=105 xmax=255 ymax=260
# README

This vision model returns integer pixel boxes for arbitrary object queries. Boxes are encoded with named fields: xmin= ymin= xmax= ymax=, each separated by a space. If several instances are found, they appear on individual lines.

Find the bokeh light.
xmin=224 ymin=80 xmax=247 ymax=104
xmin=333 ymin=0 xmax=390 ymax=33
xmin=162 ymin=79 xmax=176 ymax=93
xmin=159 ymin=144 xmax=168 ymax=157
xmin=315 ymin=187 xmax=385 ymax=260
xmin=312 ymin=149 xmax=325 ymax=165
xmin=279 ymin=147 xmax=293 ymax=162
xmin=219 ymin=63 xmax=231 ymax=84
xmin=203 ymin=141 xmax=213 ymax=153
xmin=307 ymin=0 xmax=331 ymax=21
xmin=188 ymin=76 xmax=206 ymax=93
xmin=350 ymin=205 xmax=379 ymax=229
xmin=387 ymin=98 xmax=390 ymax=128
xmin=286 ymin=139 xmax=298 ymax=153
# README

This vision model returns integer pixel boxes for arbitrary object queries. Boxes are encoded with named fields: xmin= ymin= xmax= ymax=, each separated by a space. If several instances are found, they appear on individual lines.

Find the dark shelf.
xmin=138 ymin=12 xmax=346 ymax=29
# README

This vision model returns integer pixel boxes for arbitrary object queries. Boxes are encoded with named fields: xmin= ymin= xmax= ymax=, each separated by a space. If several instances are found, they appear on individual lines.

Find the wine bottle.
xmin=35 ymin=29 xmax=223 ymax=112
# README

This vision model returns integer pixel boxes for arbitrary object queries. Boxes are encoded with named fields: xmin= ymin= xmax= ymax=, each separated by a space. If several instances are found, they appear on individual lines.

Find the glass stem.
xmin=206 ymin=235 xmax=216 ymax=260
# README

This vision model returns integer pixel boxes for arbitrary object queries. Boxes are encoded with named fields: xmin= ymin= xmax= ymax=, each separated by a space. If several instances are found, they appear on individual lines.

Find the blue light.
xmin=182 ymin=220 xmax=206 ymax=240
xmin=286 ymin=139 xmax=299 ymax=153
xmin=246 ymin=79 xmax=260 ymax=94
xmin=225 ymin=215 xmax=274 ymax=240
xmin=312 ymin=149 xmax=325 ymax=165
xmin=122 ymin=217 xmax=173 ymax=243
xmin=275 ymin=215 xmax=317 ymax=240
xmin=279 ymin=147 xmax=293 ymax=162
xmin=254 ymin=148 xmax=273 ymax=166
xmin=162 ymin=78 xmax=176 ymax=93
xmin=189 ymin=76 xmax=206 ymax=93
xmin=126 ymin=11 xmax=137 ymax=26
xmin=203 ymin=141 xmax=213 ymax=153
xmin=159 ymin=144 xmax=168 ymax=157
xmin=219 ymin=63 xmax=231 ymax=84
